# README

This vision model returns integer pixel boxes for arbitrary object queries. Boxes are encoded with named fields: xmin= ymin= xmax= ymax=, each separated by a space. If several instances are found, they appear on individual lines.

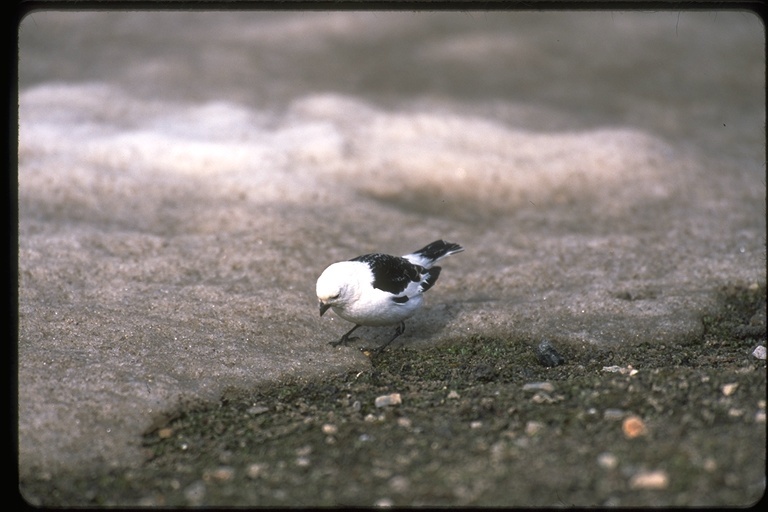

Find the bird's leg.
xmin=373 ymin=321 xmax=406 ymax=353
xmin=329 ymin=324 xmax=361 ymax=347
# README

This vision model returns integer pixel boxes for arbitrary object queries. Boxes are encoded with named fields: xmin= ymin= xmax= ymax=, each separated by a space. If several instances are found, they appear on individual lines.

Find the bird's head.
xmin=316 ymin=262 xmax=357 ymax=317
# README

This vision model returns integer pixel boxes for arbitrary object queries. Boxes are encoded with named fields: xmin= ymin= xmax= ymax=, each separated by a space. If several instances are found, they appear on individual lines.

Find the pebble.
xmin=597 ymin=452 xmax=619 ymax=470
xmin=522 ymin=381 xmax=555 ymax=392
xmin=321 ymin=423 xmax=338 ymax=435
xmin=751 ymin=345 xmax=766 ymax=360
xmin=603 ymin=408 xmax=626 ymax=420
xmin=388 ymin=475 xmax=410 ymax=493
xmin=531 ymin=391 xmax=561 ymax=404
xmin=629 ymin=469 xmax=669 ymax=490
xmin=535 ymin=339 xmax=566 ymax=367
xmin=375 ymin=393 xmax=402 ymax=408
xmin=622 ymin=415 xmax=647 ymax=438
xmin=247 ymin=405 xmax=269 ymax=415
xmin=721 ymin=383 xmax=739 ymax=396
xmin=602 ymin=365 xmax=638 ymax=376
xmin=246 ymin=463 xmax=265 ymax=479
xmin=203 ymin=466 xmax=235 ymax=482
xmin=447 ymin=390 xmax=460 ymax=399
xmin=525 ymin=420 xmax=544 ymax=436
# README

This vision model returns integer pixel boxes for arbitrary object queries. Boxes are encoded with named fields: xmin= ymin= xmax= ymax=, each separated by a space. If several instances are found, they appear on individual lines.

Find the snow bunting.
xmin=316 ymin=240 xmax=464 ymax=352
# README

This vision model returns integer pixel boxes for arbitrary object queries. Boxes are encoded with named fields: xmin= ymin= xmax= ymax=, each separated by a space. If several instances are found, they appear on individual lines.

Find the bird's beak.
xmin=319 ymin=302 xmax=331 ymax=317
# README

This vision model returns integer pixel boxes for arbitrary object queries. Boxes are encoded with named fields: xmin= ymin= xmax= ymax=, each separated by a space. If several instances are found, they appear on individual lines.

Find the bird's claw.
xmin=329 ymin=335 xmax=358 ymax=347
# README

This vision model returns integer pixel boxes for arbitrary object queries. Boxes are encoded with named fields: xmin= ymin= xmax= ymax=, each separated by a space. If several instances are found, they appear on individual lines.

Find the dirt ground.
xmin=19 ymin=282 xmax=766 ymax=507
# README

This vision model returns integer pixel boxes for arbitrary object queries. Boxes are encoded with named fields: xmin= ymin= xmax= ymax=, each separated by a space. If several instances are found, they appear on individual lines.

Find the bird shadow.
xmin=332 ymin=300 xmax=463 ymax=352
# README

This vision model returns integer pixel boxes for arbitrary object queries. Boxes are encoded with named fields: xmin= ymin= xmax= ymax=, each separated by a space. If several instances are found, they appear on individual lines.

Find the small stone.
xmin=374 ymin=497 xmax=394 ymax=507
xmin=375 ymin=393 xmax=402 ymax=408
xmin=321 ymin=423 xmax=338 ymax=435
xmin=535 ymin=339 xmax=565 ymax=367
xmin=247 ymin=405 xmax=269 ymax=415
xmin=629 ymin=469 xmax=669 ymax=490
xmin=752 ymin=345 xmax=766 ymax=360
xmin=447 ymin=390 xmax=460 ymax=399
xmin=203 ymin=466 xmax=235 ymax=482
xmin=388 ymin=475 xmax=410 ymax=493
xmin=295 ymin=456 xmax=310 ymax=467
xmin=531 ymin=391 xmax=561 ymax=404
xmin=722 ymin=383 xmax=739 ymax=396
xmin=603 ymin=408 xmax=626 ymax=420
xmin=525 ymin=420 xmax=544 ymax=436
xmin=246 ymin=463 xmax=265 ymax=479
xmin=397 ymin=417 xmax=412 ymax=428
xmin=622 ymin=415 xmax=647 ymax=438
xmin=157 ymin=427 xmax=173 ymax=439
xmin=522 ymin=381 xmax=555 ymax=392
xmin=597 ymin=452 xmax=619 ymax=470
xmin=602 ymin=365 xmax=638 ymax=376
xmin=470 ymin=420 xmax=483 ymax=429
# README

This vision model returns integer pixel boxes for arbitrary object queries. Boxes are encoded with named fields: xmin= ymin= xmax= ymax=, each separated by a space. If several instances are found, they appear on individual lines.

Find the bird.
xmin=316 ymin=240 xmax=464 ymax=352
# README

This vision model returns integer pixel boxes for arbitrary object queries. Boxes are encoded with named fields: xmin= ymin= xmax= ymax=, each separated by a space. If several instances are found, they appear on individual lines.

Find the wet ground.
xmin=20 ymin=283 xmax=766 ymax=506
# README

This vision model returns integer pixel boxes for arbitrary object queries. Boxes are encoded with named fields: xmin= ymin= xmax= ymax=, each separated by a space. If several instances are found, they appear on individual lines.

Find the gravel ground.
xmin=20 ymin=282 xmax=766 ymax=507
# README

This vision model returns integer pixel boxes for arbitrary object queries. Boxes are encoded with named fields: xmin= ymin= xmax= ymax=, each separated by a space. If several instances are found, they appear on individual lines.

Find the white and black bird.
xmin=316 ymin=240 xmax=464 ymax=352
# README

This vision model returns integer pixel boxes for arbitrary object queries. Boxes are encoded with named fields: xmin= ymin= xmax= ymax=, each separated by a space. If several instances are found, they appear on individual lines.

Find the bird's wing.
xmin=351 ymin=253 xmax=423 ymax=295
xmin=403 ymin=240 xmax=464 ymax=268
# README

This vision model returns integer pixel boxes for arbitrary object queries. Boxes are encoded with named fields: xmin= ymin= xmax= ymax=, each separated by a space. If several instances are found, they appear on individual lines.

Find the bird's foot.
xmin=365 ymin=322 xmax=405 ymax=354
xmin=329 ymin=325 xmax=362 ymax=347
xmin=329 ymin=335 xmax=359 ymax=347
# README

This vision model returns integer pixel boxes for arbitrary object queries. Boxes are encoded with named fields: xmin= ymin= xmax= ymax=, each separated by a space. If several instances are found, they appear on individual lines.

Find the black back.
xmin=351 ymin=253 xmax=423 ymax=295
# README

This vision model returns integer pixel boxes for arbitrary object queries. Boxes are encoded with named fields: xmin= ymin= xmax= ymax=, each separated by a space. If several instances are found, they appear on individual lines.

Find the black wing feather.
xmin=351 ymin=253 xmax=423 ymax=295
xmin=410 ymin=240 xmax=463 ymax=263
xmin=419 ymin=266 xmax=441 ymax=293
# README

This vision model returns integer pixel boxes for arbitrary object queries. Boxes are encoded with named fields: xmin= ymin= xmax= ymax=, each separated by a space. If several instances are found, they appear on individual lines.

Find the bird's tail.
xmin=403 ymin=240 xmax=464 ymax=268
